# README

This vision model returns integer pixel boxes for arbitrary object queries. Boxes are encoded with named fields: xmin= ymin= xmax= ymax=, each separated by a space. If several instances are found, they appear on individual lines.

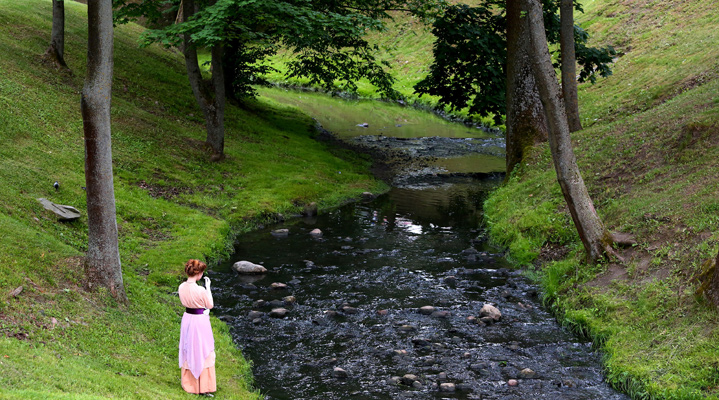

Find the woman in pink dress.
xmin=178 ymin=259 xmax=216 ymax=396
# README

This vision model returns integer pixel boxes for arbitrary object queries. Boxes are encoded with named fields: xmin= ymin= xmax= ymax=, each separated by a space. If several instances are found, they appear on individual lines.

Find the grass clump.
xmin=0 ymin=0 xmax=385 ymax=398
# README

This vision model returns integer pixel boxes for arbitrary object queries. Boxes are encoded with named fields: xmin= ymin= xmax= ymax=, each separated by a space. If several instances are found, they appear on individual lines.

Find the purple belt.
xmin=185 ymin=307 xmax=206 ymax=315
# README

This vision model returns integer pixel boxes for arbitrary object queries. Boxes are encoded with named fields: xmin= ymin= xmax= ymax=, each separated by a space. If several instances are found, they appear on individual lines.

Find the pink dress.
xmin=178 ymin=280 xmax=216 ymax=394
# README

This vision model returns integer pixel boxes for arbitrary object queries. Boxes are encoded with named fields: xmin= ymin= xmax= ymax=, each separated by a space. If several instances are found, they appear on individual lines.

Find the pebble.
xmin=439 ymin=382 xmax=456 ymax=392
xmin=418 ymin=305 xmax=435 ymax=315
xmin=247 ymin=311 xmax=264 ymax=319
xmin=520 ymin=368 xmax=536 ymax=379
xmin=270 ymin=282 xmax=288 ymax=290
xmin=431 ymin=310 xmax=451 ymax=318
xmin=269 ymin=300 xmax=285 ymax=308
xmin=283 ymin=296 xmax=296 ymax=304
xmin=479 ymin=304 xmax=502 ymax=321
xmin=507 ymin=379 xmax=518 ymax=386
xmin=401 ymin=374 xmax=419 ymax=386
xmin=271 ymin=229 xmax=289 ymax=237
xmin=332 ymin=367 xmax=348 ymax=379
xmin=376 ymin=309 xmax=388 ymax=316
xmin=397 ymin=324 xmax=417 ymax=332
xmin=269 ymin=308 xmax=289 ymax=318
xmin=341 ymin=306 xmax=358 ymax=314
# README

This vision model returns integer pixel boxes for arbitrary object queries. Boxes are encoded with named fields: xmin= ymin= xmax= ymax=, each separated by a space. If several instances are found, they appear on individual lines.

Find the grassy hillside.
xmin=0 ymin=0 xmax=384 ymax=398
xmin=484 ymin=1 xmax=719 ymax=399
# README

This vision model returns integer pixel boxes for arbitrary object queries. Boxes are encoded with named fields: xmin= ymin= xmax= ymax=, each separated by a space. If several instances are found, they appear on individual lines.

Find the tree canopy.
xmin=115 ymin=0 xmax=446 ymax=99
xmin=415 ymin=0 xmax=615 ymax=123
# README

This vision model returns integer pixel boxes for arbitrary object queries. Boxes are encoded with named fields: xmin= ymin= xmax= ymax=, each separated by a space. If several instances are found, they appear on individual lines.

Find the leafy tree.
xmin=415 ymin=0 xmax=615 ymax=124
xmin=83 ymin=0 xmax=127 ymax=303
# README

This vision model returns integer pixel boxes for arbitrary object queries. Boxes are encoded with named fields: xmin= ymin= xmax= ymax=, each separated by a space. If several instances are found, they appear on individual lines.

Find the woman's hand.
xmin=204 ymin=276 xmax=212 ymax=291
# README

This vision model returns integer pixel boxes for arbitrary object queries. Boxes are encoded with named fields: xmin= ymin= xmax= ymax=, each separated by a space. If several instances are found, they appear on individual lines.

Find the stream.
xmin=210 ymin=89 xmax=628 ymax=400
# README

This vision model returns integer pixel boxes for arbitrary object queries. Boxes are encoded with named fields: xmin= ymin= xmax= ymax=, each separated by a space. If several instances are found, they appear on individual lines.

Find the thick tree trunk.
xmin=82 ymin=0 xmax=127 ymax=303
xmin=182 ymin=0 xmax=226 ymax=160
xmin=505 ymin=0 xmax=549 ymax=175
xmin=46 ymin=0 xmax=68 ymax=68
xmin=524 ymin=0 xmax=611 ymax=262
xmin=560 ymin=0 xmax=582 ymax=132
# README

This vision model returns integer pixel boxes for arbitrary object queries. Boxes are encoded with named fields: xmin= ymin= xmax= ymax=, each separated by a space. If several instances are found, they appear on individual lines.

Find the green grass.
xmin=0 ymin=0 xmax=385 ymax=398
xmin=483 ymin=1 xmax=719 ymax=398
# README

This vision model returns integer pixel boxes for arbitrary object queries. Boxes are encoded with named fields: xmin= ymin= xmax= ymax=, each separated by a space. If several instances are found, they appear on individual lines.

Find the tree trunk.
xmin=182 ymin=0 xmax=226 ymax=160
xmin=560 ymin=0 xmax=582 ymax=132
xmin=505 ymin=0 xmax=549 ymax=175
xmin=82 ymin=0 xmax=127 ymax=303
xmin=46 ymin=0 xmax=68 ymax=69
xmin=524 ymin=0 xmax=611 ymax=262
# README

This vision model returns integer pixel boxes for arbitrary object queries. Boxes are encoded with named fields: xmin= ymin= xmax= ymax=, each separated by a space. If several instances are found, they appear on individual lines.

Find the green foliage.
xmin=414 ymin=3 xmax=506 ymax=124
xmin=415 ymin=0 xmax=615 ymax=122
xmin=124 ymin=0 xmax=450 ymax=99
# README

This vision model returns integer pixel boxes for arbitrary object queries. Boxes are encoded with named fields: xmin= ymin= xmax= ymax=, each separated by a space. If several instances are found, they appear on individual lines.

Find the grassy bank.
xmin=484 ymin=1 xmax=719 ymax=398
xmin=0 ymin=0 xmax=385 ymax=398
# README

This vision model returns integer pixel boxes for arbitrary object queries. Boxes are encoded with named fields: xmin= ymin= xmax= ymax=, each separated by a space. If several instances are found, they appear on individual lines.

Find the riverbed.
xmin=210 ymin=90 xmax=628 ymax=400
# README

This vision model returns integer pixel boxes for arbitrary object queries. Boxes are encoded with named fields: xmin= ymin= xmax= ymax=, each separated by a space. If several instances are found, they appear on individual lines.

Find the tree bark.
xmin=560 ymin=0 xmax=582 ymax=132
xmin=524 ymin=0 xmax=612 ymax=262
xmin=182 ymin=0 xmax=226 ymax=160
xmin=46 ymin=0 xmax=68 ymax=69
xmin=505 ymin=0 xmax=549 ymax=175
xmin=82 ymin=0 xmax=127 ymax=303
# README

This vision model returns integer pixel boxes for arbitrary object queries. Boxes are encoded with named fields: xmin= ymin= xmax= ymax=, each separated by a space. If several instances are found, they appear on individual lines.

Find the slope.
xmin=0 ymin=0 xmax=384 ymax=398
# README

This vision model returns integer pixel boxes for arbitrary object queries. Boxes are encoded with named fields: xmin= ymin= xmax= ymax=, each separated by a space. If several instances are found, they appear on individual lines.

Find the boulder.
xmin=439 ymin=383 xmax=456 ymax=392
xmin=479 ymin=304 xmax=501 ymax=321
xmin=519 ymin=368 xmax=536 ymax=379
xmin=401 ymin=374 xmax=419 ymax=386
xmin=418 ymin=305 xmax=435 ymax=315
xmin=332 ymin=367 xmax=348 ymax=379
xmin=37 ymin=198 xmax=81 ymax=221
xmin=269 ymin=308 xmax=289 ymax=318
xmin=232 ymin=261 xmax=267 ymax=275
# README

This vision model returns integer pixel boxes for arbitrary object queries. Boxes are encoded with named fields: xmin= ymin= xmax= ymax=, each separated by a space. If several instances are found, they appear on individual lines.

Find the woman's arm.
xmin=204 ymin=276 xmax=214 ymax=309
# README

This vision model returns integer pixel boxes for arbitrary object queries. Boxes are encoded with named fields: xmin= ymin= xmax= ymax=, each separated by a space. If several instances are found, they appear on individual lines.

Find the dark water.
xmin=212 ymin=176 xmax=628 ymax=400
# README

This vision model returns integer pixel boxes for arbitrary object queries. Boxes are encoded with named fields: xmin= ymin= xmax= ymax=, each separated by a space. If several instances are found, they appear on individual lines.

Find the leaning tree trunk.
xmin=560 ymin=0 xmax=582 ymax=132
xmin=46 ymin=0 xmax=68 ymax=68
xmin=524 ymin=0 xmax=612 ymax=262
xmin=82 ymin=0 xmax=127 ymax=303
xmin=505 ymin=0 xmax=549 ymax=175
xmin=182 ymin=0 xmax=226 ymax=160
